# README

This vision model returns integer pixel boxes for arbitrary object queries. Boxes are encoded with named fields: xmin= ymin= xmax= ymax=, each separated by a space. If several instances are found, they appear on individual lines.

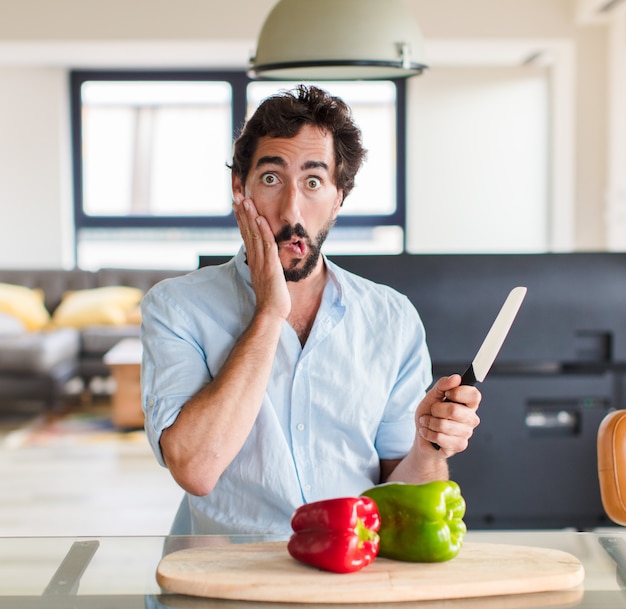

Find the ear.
xmin=232 ymin=173 xmax=245 ymax=201
xmin=332 ymin=189 xmax=344 ymax=216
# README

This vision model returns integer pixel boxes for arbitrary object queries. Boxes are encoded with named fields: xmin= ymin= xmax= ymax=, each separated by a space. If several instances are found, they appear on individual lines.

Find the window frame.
xmin=70 ymin=70 xmax=407 ymax=232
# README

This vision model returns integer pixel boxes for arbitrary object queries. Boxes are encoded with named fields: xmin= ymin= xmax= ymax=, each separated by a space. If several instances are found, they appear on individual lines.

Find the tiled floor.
xmin=0 ymin=404 xmax=183 ymax=537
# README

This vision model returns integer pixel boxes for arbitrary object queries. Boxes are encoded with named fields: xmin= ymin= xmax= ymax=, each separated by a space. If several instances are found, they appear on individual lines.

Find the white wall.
xmin=406 ymin=66 xmax=548 ymax=253
xmin=0 ymin=67 xmax=73 ymax=268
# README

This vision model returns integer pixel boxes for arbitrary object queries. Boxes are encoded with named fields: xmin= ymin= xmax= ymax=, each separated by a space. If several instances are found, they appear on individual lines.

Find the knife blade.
xmin=431 ymin=285 xmax=527 ymax=450
xmin=460 ymin=285 xmax=527 ymax=385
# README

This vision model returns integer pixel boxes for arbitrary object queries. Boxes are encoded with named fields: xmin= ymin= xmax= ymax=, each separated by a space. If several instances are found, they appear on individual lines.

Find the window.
xmin=80 ymin=80 xmax=233 ymax=219
xmin=70 ymin=71 xmax=406 ymax=269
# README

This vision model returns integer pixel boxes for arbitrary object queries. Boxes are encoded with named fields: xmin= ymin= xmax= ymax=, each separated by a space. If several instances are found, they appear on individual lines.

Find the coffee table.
xmin=103 ymin=337 xmax=143 ymax=429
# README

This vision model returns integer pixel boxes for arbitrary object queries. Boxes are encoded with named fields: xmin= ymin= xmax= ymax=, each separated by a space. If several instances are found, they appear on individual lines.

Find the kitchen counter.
xmin=1 ymin=530 xmax=626 ymax=608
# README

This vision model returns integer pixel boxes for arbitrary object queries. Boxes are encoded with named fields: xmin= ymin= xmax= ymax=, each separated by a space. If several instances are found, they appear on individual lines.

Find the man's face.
xmin=232 ymin=124 xmax=343 ymax=282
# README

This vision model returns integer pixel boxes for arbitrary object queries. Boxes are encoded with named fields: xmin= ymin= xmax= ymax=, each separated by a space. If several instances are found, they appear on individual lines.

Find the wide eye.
xmin=306 ymin=177 xmax=321 ymax=190
xmin=261 ymin=172 xmax=278 ymax=185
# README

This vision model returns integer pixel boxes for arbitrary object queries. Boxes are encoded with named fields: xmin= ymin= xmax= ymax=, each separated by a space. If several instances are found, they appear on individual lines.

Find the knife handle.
xmin=431 ymin=365 xmax=478 ymax=450
xmin=460 ymin=365 xmax=477 ymax=387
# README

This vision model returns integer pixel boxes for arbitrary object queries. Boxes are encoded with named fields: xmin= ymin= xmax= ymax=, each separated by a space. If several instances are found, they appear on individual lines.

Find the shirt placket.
xmin=288 ymin=274 xmax=345 ymax=503
xmin=290 ymin=353 xmax=313 ymax=502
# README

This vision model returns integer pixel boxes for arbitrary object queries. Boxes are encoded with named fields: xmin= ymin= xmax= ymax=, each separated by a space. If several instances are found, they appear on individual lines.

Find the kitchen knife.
xmin=431 ymin=285 xmax=527 ymax=450
xmin=459 ymin=285 xmax=527 ymax=386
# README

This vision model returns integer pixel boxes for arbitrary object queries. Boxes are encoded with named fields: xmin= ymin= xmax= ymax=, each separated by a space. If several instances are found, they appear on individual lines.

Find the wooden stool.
xmin=598 ymin=409 xmax=626 ymax=525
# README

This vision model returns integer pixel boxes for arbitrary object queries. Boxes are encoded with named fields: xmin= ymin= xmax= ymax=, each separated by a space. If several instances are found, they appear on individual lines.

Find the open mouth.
xmin=275 ymin=224 xmax=309 ymax=259
xmin=281 ymin=237 xmax=306 ymax=256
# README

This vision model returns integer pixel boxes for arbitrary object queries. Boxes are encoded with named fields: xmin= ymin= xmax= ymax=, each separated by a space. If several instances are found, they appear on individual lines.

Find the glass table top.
xmin=2 ymin=530 xmax=626 ymax=608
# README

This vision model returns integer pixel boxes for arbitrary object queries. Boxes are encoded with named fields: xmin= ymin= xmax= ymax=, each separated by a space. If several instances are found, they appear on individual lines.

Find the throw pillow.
xmin=125 ymin=304 xmax=142 ymax=325
xmin=52 ymin=286 xmax=144 ymax=328
xmin=0 ymin=282 xmax=50 ymax=331
xmin=0 ymin=311 xmax=26 ymax=336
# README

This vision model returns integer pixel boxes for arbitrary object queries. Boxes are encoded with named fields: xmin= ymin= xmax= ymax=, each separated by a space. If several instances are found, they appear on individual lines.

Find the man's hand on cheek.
xmin=232 ymin=197 xmax=291 ymax=320
xmin=416 ymin=375 xmax=481 ymax=457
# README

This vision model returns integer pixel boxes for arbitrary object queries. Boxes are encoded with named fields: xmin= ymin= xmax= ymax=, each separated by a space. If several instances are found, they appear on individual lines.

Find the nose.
xmin=279 ymin=183 xmax=302 ymax=226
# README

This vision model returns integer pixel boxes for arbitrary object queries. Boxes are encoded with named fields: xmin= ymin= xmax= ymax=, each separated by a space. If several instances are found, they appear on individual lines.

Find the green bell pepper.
xmin=361 ymin=480 xmax=466 ymax=562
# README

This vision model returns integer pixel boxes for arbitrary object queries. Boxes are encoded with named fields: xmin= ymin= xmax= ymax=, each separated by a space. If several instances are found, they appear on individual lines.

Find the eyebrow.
xmin=255 ymin=156 xmax=330 ymax=172
xmin=256 ymin=155 xmax=285 ymax=168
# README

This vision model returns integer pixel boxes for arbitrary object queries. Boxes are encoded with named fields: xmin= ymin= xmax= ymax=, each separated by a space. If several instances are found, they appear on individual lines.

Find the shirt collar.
xmin=322 ymin=254 xmax=346 ymax=307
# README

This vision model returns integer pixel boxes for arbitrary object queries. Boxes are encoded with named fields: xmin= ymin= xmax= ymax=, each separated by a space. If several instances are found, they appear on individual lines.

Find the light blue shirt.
xmin=141 ymin=248 xmax=432 ymax=536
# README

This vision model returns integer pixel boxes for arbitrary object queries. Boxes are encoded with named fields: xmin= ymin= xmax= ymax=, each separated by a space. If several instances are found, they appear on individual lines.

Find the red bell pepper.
xmin=287 ymin=496 xmax=381 ymax=573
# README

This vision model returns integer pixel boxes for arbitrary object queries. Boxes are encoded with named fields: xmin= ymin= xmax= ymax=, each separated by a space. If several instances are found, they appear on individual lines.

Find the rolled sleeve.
xmin=142 ymin=394 xmax=180 ymax=467
xmin=140 ymin=282 xmax=210 ymax=467
xmin=140 ymin=263 xmax=246 ymax=468
xmin=375 ymin=297 xmax=432 ymax=459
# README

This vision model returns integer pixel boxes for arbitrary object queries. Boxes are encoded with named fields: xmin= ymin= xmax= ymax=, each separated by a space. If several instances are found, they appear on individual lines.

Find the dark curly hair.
xmin=230 ymin=84 xmax=367 ymax=203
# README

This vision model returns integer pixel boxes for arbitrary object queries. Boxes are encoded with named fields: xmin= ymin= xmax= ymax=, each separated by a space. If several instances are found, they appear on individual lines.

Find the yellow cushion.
xmin=125 ymin=304 xmax=142 ymax=325
xmin=52 ymin=286 xmax=143 ymax=328
xmin=0 ymin=283 xmax=50 ymax=331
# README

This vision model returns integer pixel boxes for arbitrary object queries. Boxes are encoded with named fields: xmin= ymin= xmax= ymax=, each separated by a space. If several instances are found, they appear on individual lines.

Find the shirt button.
xmin=296 ymin=423 xmax=305 ymax=431
xmin=304 ymin=484 xmax=312 ymax=491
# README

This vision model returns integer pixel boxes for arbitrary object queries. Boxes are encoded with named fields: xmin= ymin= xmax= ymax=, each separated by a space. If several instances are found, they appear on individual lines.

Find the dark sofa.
xmin=0 ymin=267 xmax=187 ymax=413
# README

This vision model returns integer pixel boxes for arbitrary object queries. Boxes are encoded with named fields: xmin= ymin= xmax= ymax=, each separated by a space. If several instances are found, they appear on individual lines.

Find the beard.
xmin=276 ymin=216 xmax=335 ymax=282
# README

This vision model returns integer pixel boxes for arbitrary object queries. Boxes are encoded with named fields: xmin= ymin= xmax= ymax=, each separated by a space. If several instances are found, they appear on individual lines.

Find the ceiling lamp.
xmin=249 ymin=0 xmax=428 ymax=80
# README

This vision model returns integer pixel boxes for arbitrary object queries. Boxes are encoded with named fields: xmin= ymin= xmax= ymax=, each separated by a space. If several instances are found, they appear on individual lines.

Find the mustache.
xmin=275 ymin=223 xmax=308 ymax=243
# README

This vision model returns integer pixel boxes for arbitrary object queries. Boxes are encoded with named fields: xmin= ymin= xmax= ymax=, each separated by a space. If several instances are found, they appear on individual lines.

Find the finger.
xmin=246 ymin=206 xmax=279 ymax=270
xmin=233 ymin=198 xmax=263 ymax=261
xmin=254 ymin=215 xmax=280 ymax=264
xmin=443 ymin=385 xmax=482 ymax=412
xmin=420 ymin=411 xmax=480 ymax=439
xmin=415 ymin=375 xmax=462 ymax=421
xmin=417 ymin=376 xmax=481 ymax=454
xmin=418 ymin=417 xmax=475 ymax=455
xmin=432 ymin=390 xmax=481 ymax=420
xmin=244 ymin=200 xmax=263 ymax=251
xmin=420 ymin=398 xmax=480 ymax=448
xmin=417 ymin=425 xmax=453 ymax=455
xmin=432 ymin=374 xmax=462 ymax=400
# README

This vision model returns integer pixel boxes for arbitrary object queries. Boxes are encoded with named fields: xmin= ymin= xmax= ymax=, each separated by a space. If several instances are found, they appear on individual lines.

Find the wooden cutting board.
xmin=156 ymin=541 xmax=584 ymax=604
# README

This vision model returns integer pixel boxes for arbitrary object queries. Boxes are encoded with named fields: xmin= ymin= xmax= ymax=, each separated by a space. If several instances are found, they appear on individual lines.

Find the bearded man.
xmin=140 ymin=84 xmax=481 ymax=535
